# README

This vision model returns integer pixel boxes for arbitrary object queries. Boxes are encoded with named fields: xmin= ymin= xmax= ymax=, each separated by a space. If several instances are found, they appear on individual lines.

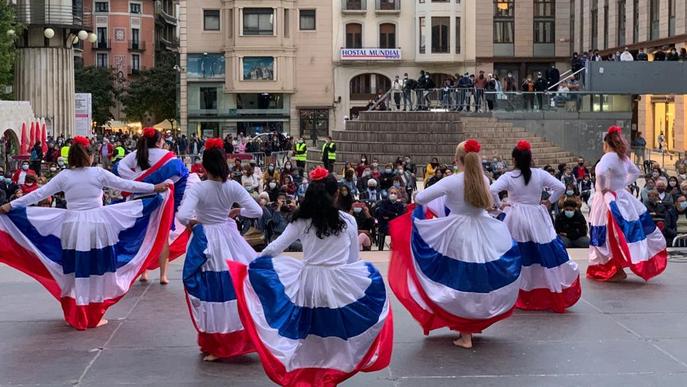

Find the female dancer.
xmin=588 ymin=126 xmax=667 ymax=281
xmin=177 ymin=139 xmax=262 ymax=361
xmin=229 ymin=167 xmax=393 ymax=387
xmin=490 ymin=140 xmax=581 ymax=313
xmin=389 ymin=140 xmax=522 ymax=349
xmin=115 ymin=127 xmax=189 ymax=284
xmin=0 ymin=136 xmax=171 ymax=330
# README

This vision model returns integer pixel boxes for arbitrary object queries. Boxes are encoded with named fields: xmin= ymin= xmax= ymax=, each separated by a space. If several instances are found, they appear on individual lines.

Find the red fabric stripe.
xmin=515 ymin=277 xmax=582 ymax=313
xmin=228 ymin=261 xmax=393 ymax=387
xmin=0 ymin=231 xmax=61 ymax=300
xmin=388 ymin=208 xmax=515 ymax=334
xmin=121 ymin=151 xmax=175 ymax=197
xmin=168 ymin=229 xmax=191 ymax=262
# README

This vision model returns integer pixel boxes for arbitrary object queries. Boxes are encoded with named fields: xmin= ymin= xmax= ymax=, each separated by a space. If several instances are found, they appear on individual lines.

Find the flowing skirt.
xmin=389 ymin=205 xmax=522 ymax=335
xmin=503 ymin=203 xmax=582 ymax=312
xmin=588 ymin=190 xmax=668 ymax=281
xmin=228 ymin=256 xmax=393 ymax=387
xmin=0 ymin=191 xmax=174 ymax=330
xmin=182 ymin=220 xmax=257 ymax=358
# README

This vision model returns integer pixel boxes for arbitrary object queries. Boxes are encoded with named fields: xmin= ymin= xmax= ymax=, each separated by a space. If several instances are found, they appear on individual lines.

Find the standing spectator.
xmin=534 ymin=72 xmax=548 ymax=110
xmin=654 ymin=48 xmax=667 ymax=61
xmin=223 ymin=135 xmax=234 ymax=154
xmin=632 ymin=132 xmax=647 ymax=166
xmin=29 ymin=141 xmax=43 ymax=176
xmin=402 ymin=73 xmax=415 ymax=111
xmin=579 ymin=174 xmax=593 ymax=204
xmin=545 ymin=64 xmax=560 ymax=90
xmin=503 ymin=72 xmax=517 ymax=92
xmin=485 ymin=74 xmax=497 ymax=111
xmin=189 ymin=133 xmax=202 ymax=157
xmin=293 ymin=137 xmax=307 ymax=169
xmin=658 ymin=131 xmax=666 ymax=152
xmin=636 ymin=48 xmax=649 ymax=61
xmin=321 ymin=136 xmax=336 ymax=172
xmin=571 ymin=52 xmax=583 ymax=79
xmin=45 ymin=144 xmax=60 ymax=163
xmin=521 ymin=75 xmax=535 ymax=110
xmin=667 ymin=47 xmax=680 ymax=61
xmin=680 ymin=48 xmax=687 ymax=61
xmin=178 ymin=134 xmax=189 ymax=155
xmin=415 ymin=70 xmax=427 ymax=111
xmin=620 ymin=47 xmax=634 ymax=61
xmin=98 ymin=138 xmax=113 ymax=169
xmin=560 ymin=166 xmax=576 ymax=187
xmin=555 ymin=199 xmax=590 ymax=248
xmin=474 ymin=71 xmax=487 ymax=112
xmin=572 ymin=158 xmax=589 ymax=180
xmin=391 ymin=75 xmax=403 ymax=111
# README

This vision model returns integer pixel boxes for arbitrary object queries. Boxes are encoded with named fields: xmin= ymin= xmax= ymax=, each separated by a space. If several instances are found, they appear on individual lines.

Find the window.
xmin=200 ymin=87 xmax=218 ymax=110
xmin=617 ymin=0 xmax=626 ymax=47
xmin=534 ymin=0 xmax=554 ymax=44
xmin=345 ymin=23 xmax=362 ymax=48
xmin=299 ymin=9 xmax=315 ymax=31
xmin=96 ymin=53 xmax=108 ymax=68
xmin=379 ymin=23 xmax=395 ymax=48
xmin=591 ymin=0 xmax=598 ymax=49
xmin=668 ymin=0 xmax=676 ymax=36
xmin=131 ymin=54 xmax=140 ymax=72
xmin=632 ymin=0 xmax=638 ymax=43
xmin=349 ymin=74 xmax=390 ymax=100
xmin=431 ymin=17 xmax=450 ymax=53
xmin=284 ymin=9 xmax=289 ymax=37
xmin=95 ymin=1 xmax=109 ymax=12
xmin=242 ymin=57 xmax=275 ymax=81
xmin=603 ymin=0 xmax=608 ymax=48
xmin=204 ymin=10 xmax=220 ymax=31
xmin=131 ymin=28 xmax=139 ymax=47
xmin=570 ymin=0 xmax=575 ymax=52
xmin=130 ymin=2 xmax=141 ymax=14
xmin=455 ymin=17 xmax=461 ymax=53
xmin=650 ymin=0 xmax=659 ymax=40
xmin=419 ymin=17 xmax=425 ymax=53
xmin=494 ymin=0 xmax=514 ymax=43
xmin=96 ymin=27 xmax=108 ymax=48
xmin=299 ymin=109 xmax=329 ymax=138
xmin=243 ymin=8 xmax=274 ymax=36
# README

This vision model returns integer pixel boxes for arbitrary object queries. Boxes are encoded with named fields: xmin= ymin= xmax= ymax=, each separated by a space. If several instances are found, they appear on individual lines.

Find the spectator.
xmin=426 ymin=167 xmax=445 ymax=188
xmin=534 ymin=72 xmax=548 ymax=110
xmin=337 ymin=185 xmax=354 ymax=212
xmin=677 ymin=181 xmax=687 ymax=202
xmin=474 ymin=71 xmax=487 ymax=112
xmin=265 ymin=178 xmax=281 ymax=202
xmin=20 ymin=173 xmax=39 ymax=195
xmin=656 ymin=178 xmax=674 ymax=207
xmin=674 ymin=195 xmax=687 ymax=239
xmin=352 ymin=201 xmax=375 ymax=251
xmin=641 ymin=177 xmax=656 ymax=204
xmin=391 ymin=75 xmax=403 ymax=111
xmin=241 ymin=165 xmax=260 ymax=197
xmin=424 ymin=157 xmax=439 ymax=185
xmin=340 ymin=168 xmax=359 ymax=198
xmin=45 ymin=144 xmax=60 ymax=164
xmin=571 ymin=52 xmax=584 ymax=79
xmin=560 ymin=166 xmax=576 ymax=187
xmin=668 ymin=176 xmax=680 ymax=197
xmin=681 ymin=48 xmax=687 ymax=61
xmin=12 ymin=161 xmax=36 ymax=185
xmin=485 ymin=73 xmax=497 ymax=111
xmin=374 ymin=188 xmax=405 ymax=251
xmin=555 ymin=199 xmax=590 ymax=248
xmin=521 ymin=75 xmax=535 ymax=110
xmin=402 ymin=73 xmax=415 ymax=111
xmin=646 ymin=190 xmax=677 ymax=245
xmin=29 ymin=141 xmax=43 ymax=176
xmin=191 ymin=157 xmax=206 ymax=179
xmin=620 ymin=47 xmax=634 ymax=61
xmin=654 ymin=48 xmax=667 ymax=61
xmin=189 ymin=133 xmax=203 ymax=157
xmin=579 ymin=174 xmax=593 ymax=204
xmin=503 ymin=72 xmax=517 ymax=92
xmin=360 ymin=178 xmax=381 ymax=203
xmin=379 ymin=164 xmax=395 ymax=191
xmin=99 ymin=138 xmax=113 ymax=169
xmin=296 ymin=177 xmax=309 ymax=202
xmin=572 ymin=158 xmax=589 ymax=180
xmin=636 ymin=48 xmax=649 ymax=61
xmin=223 ymin=135 xmax=235 ymax=154
xmin=545 ymin=64 xmax=560 ymax=89
xmin=667 ymin=47 xmax=680 ymax=61
xmin=632 ymin=132 xmax=647 ymax=166
xmin=263 ymin=163 xmax=280 ymax=185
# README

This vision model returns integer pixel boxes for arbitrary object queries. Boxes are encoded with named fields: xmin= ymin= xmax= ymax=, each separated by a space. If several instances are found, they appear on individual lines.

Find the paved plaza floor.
xmin=1 ymin=250 xmax=687 ymax=386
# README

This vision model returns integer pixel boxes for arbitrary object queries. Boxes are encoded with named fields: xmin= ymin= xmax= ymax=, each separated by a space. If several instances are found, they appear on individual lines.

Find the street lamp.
xmin=77 ymin=30 xmax=88 ymax=40
xmin=43 ymin=28 xmax=55 ymax=39
xmin=87 ymin=33 xmax=98 ymax=43
xmin=7 ymin=29 xmax=15 ymax=37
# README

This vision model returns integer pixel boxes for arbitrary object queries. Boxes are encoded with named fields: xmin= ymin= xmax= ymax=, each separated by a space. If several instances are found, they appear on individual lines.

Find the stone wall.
xmin=0 ymin=101 xmax=36 ymax=139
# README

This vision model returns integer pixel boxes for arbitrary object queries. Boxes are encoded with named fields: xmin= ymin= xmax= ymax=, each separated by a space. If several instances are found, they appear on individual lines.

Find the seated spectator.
xmin=12 ymin=161 xmax=37 ymax=185
xmin=379 ymin=164 xmax=395 ymax=191
xmin=263 ymin=163 xmax=280 ymax=184
xmin=424 ymin=157 xmax=439 ymax=185
xmin=391 ymin=176 xmax=407 ymax=203
xmin=490 ymin=156 xmax=506 ymax=179
xmin=655 ymin=178 xmax=674 ymax=207
xmin=282 ymin=174 xmax=297 ymax=196
xmin=572 ymin=158 xmax=589 ymax=180
xmin=264 ymin=178 xmax=281 ymax=202
xmin=646 ymin=190 xmax=677 ymax=244
xmin=337 ymin=185 xmax=354 ymax=212
xmin=241 ymin=165 xmax=260 ymax=197
xmin=426 ymin=167 xmax=445 ymax=188
xmin=668 ymin=176 xmax=680 ymax=197
xmin=360 ymin=178 xmax=381 ymax=203
xmin=374 ymin=187 xmax=405 ymax=251
xmin=296 ymin=177 xmax=309 ymax=202
xmin=579 ymin=174 xmax=593 ymax=204
xmin=352 ymin=201 xmax=375 ymax=251
xmin=340 ymin=168 xmax=359 ymax=198
xmin=556 ymin=183 xmax=581 ymax=213
xmin=21 ymin=174 xmax=39 ymax=195
xmin=357 ymin=167 xmax=374 ymax=193
xmin=641 ymin=177 xmax=656 ymax=205
xmin=554 ymin=199 xmax=590 ymax=248
xmin=560 ymin=166 xmax=576 ymax=187
xmin=269 ymin=194 xmax=300 ymax=250
xmin=674 ymin=195 xmax=687 ymax=241
xmin=676 ymin=181 xmax=687 ymax=202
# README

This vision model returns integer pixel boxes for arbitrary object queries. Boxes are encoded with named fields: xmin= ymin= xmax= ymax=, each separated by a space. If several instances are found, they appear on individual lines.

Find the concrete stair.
xmin=308 ymin=111 xmax=578 ymax=169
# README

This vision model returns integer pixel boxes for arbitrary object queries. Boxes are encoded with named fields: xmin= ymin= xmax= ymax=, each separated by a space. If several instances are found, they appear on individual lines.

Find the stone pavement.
xmin=2 ymin=250 xmax=687 ymax=386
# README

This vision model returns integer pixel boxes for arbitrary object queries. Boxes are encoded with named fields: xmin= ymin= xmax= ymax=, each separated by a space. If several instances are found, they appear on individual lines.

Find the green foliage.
xmin=0 ymin=2 xmax=18 ymax=99
xmin=75 ymin=66 xmax=117 ymax=126
xmin=122 ymin=51 xmax=178 ymax=124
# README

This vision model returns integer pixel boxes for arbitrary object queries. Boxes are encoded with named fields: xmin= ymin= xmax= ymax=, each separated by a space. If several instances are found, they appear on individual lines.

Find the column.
xmin=179 ymin=0 xmax=188 ymax=134
xmin=514 ymin=0 xmax=533 ymax=57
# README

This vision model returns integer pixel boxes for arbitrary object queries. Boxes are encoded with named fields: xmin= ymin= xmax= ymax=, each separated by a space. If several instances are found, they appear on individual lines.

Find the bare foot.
xmin=96 ymin=319 xmax=108 ymax=328
xmin=160 ymin=277 xmax=169 ymax=285
xmin=453 ymin=333 xmax=473 ymax=349
xmin=139 ymin=272 xmax=149 ymax=282
xmin=608 ymin=270 xmax=627 ymax=282
xmin=203 ymin=354 xmax=220 ymax=362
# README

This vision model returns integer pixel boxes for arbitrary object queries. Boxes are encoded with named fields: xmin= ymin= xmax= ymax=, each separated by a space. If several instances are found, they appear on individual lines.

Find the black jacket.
xmin=554 ymin=210 xmax=588 ymax=240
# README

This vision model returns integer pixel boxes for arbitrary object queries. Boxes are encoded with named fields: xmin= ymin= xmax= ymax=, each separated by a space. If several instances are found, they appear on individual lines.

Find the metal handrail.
xmin=368 ymin=88 xmax=393 ymax=111
xmin=547 ymin=67 xmax=586 ymax=91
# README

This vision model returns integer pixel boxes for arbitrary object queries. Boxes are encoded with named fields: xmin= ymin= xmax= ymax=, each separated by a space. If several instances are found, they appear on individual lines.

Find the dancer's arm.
xmin=9 ymin=173 xmax=64 ymax=208
xmin=114 ymin=152 xmax=137 ymax=179
xmin=625 ymin=159 xmax=641 ymax=185
xmin=229 ymin=181 xmax=263 ymax=219
xmin=541 ymin=171 xmax=566 ymax=203
xmin=177 ymin=184 xmax=199 ymax=226
xmin=345 ymin=214 xmax=361 ymax=263
xmin=262 ymin=221 xmax=302 ymax=257
xmin=415 ymin=175 xmax=450 ymax=205
xmin=489 ymin=173 xmax=510 ymax=206
xmin=99 ymin=167 xmax=159 ymax=194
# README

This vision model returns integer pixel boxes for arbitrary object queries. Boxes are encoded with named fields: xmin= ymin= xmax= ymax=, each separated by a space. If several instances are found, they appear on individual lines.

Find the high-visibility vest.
xmin=322 ymin=142 xmax=336 ymax=161
xmin=112 ymin=146 xmax=125 ymax=161
xmin=295 ymin=142 xmax=307 ymax=161
xmin=60 ymin=146 xmax=70 ymax=163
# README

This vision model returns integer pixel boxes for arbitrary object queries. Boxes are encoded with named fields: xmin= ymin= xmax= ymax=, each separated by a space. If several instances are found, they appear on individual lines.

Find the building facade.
xmin=179 ymin=0 xmax=333 ymax=138
xmin=570 ymin=0 xmax=687 ymax=153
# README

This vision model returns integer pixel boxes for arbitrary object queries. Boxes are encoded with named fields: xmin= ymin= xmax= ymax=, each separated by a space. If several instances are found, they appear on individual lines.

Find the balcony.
xmin=375 ymin=0 xmax=400 ymax=13
xmin=128 ymin=40 xmax=147 ymax=52
xmin=15 ymin=0 xmax=85 ymax=28
xmin=342 ymin=0 xmax=367 ymax=13
xmin=155 ymin=1 xmax=177 ymax=26
xmin=93 ymin=39 xmax=111 ymax=50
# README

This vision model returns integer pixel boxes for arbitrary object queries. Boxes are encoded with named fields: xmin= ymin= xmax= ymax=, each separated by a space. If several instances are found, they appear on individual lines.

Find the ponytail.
xmin=136 ymin=129 xmax=162 ymax=170
xmin=512 ymin=147 xmax=533 ymax=185
xmin=456 ymin=140 xmax=492 ymax=210
xmin=604 ymin=131 xmax=628 ymax=159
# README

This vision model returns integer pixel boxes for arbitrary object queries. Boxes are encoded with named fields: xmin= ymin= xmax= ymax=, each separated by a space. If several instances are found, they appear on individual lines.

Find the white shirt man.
xmin=620 ymin=49 xmax=634 ymax=62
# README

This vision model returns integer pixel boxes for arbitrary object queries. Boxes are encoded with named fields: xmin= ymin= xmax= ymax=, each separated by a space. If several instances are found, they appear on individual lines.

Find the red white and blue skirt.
xmin=503 ymin=203 xmax=582 ymax=312
xmin=0 ymin=191 xmax=174 ymax=330
xmin=588 ymin=190 xmax=668 ymax=281
xmin=228 ymin=256 xmax=393 ymax=387
xmin=183 ymin=219 xmax=257 ymax=358
xmin=389 ymin=204 xmax=521 ymax=335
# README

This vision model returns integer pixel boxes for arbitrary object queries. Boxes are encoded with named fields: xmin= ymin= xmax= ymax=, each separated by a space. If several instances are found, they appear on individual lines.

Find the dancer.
xmin=114 ymin=127 xmax=189 ymax=284
xmin=588 ymin=126 xmax=667 ymax=281
xmin=0 ymin=136 xmax=172 ymax=330
xmin=490 ymin=140 xmax=581 ymax=312
xmin=229 ymin=167 xmax=393 ymax=387
xmin=389 ymin=140 xmax=522 ymax=349
xmin=177 ymin=138 xmax=262 ymax=361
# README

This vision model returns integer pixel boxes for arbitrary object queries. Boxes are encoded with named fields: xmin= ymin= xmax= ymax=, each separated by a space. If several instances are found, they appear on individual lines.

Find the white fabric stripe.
xmin=518 ymin=262 xmax=580 ymax=292
xmin=243 ymin=275 xmax=388 ymax=373
xmin=187 ymin=294 xmax=244 ymax=334
xmin=627 ymin=228 xmax=667 ymax=264
xmin=504 ymin=204 xmax=558 ymax=244
xmin=407 ymin=273 xmax=433 ymax=313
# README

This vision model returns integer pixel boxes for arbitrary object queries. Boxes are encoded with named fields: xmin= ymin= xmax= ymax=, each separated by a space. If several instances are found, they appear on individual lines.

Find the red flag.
xmin=20 ymin=122 xmax=28 ymax=155
xmin=41 ymin=120 xmax=48 ymax=154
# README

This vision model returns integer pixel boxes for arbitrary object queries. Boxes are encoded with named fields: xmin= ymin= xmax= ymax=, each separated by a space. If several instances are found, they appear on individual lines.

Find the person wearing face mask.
xmin=12 ymin=161 xmax=37 ymax=186
xmin=426 ymin=167 xmax=445 ymax=188
xmin=641 ymin=177 xmax=656 ymax=204
xmin=264 ymin=178 xmax=281 ymax=202
xmin=555 ymin=200 xmax=590 ymax=248
xmin=654 ymin=179 xmax=674 ymax=207
xmin=191 ymin=157 xmax=206 ymax=179
xmin=351 ymin=201 xmax=374 ymax=251
xmin=296 ymin=178 xmax=309 ymax=202
xmin=373 ymin=187 xmax=405 ymax=251
xmin=379 ymin=164 xmax=395 ymax=191
xmin=360 ymin=178 xmax=380 ymax=204
xmin=337 ymin=185 xmax=354 ymax=212
xmin=357 ymin=167 xmax=373 ymax=192
xmin=668 ymin=176 xmax=680 ymax=197
xmin=20 ymin=174 xmax=39 ymax=195
xmin=579 ymin=174 xmax=593 ymax=204
xmin=45 ymin=163 xmax=59 ymax=180
xmin=355 ymin=155 xmax=369 ymax=177
xmin=673 ymin=195 xmax=687 ymax=240
xmin=281 ymin=161 xmax=294 ymax=183
xmin=391 ymin=176 xmax=407 ymax=203
xmin=425 ymin=157 xmax=440 ymax=185
xmin=262 ymin=163 xmax=280 ymax=185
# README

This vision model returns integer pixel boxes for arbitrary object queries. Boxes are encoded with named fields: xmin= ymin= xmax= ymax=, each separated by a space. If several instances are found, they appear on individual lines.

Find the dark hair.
xmin=337 ymin=185 xmax=354 ymax=212
xmin=202 ymin=147 xmax=229 ymax=182
xmin=292 ymin=174 xmax=346 ymax=239
xmin=563 ymin=199 xmax=579 ymax=209
xmin=604 ymin=131 xmax=628 ymax=159
xmin=512 ymin=147 xmax=533 ymax=185
xmin=136 ymin=130 xmax=162 ymax=170
xmin=68 ymin=143 xmax=91 ymax=168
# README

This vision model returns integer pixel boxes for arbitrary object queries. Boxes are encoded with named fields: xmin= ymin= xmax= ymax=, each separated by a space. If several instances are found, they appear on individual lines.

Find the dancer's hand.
xmin=228 ymin=208 xmax=242 ymax=219
xmin=154 ymin=182 xmax=170 ymax=193
xmin=0 ymin=203 xmax=11 ymax=214
xmin=186 ymin=220 xmax=199 ymax=230
xmin=541 ymin=199 xmax=551 ymax=208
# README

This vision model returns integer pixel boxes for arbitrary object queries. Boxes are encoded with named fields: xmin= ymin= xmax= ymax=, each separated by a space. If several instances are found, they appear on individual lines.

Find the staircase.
xmin=308 ymin=111 xmax=578 ymax=169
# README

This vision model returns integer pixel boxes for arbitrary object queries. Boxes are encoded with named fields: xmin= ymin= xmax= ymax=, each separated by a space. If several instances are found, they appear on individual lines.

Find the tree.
xmin=122 ymin=51 xmax=177 ymax=126
xmin=0 ymin=2 xmax=19 ymax=100
xmin=75 ymin=66 xmax=117 ymax=126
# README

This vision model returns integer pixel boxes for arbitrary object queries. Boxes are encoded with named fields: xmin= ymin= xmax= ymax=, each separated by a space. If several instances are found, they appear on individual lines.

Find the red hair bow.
xmin=516 ymin=140 xmax=531 ymax=152
xmin=464 ymin=139 xmax=481 ymax=153
xmin=143 ymin=127 xmax=157 ymax=138
xmin=204 ymin=138 xmax=224 ymax=150
xmin=309 ymin=166 xmax=329 ymax=181
xmin=73 ymin=136 xmax=90 ymax=147
xmin=608 ymin=125 xmax=622 ymax=135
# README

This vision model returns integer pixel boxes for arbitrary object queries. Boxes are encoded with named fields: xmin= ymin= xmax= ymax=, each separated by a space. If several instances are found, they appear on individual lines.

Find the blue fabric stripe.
xmin=590 ymin=225 xmax=607 ymax=247
xmin=608 ymin=201 xmax=657 ymax=244
xmin=248 ymin=257 xmax=386 ymax=340
xmin=7 ymin=195 xmax=163 ymax=277
xmin=139 ymin=159 xmax=189 ymax=212
xmin=182 ymin=225 xmax=237 ymax=302
xmin=411 ymin=205 xmax=522 ymax=294
xmin=518 ymin=239 xmax=572 ymax=268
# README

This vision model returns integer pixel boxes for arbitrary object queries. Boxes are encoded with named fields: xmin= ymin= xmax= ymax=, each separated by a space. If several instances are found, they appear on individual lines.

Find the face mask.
xmin=195 ymin=160 xmax=201 ymax=164
xmin=566 ymin=190 xmax=574 ymax=196
xmin=368 ymin=184 xmax=376 ymax=189
xmin=21 ymin=165 xmax=29 ymax=171
xmin=285 ymin=165 xmax=291 ymax=170
xmin=269 ymin=182 xmax=277 ymax=189
xmin=25 ymin=181 xmax=34 ymax=186
xmin=341 ymin=191 xmax=349 ymax=196
xmin=302 ymin=180 xmax=308 ymax=185
xmin=393 ymin=182 xmax=401 ymax=188
xmin=385 ymin=169 xmax=392 ymax=174
xmin=353 ymin=207 xmax=363 ymax=214
xmin=578 ymin=162 xmax=584 ymax=166
xmin=363 ymin=170 xmax=371 ymax=177
xmin=564 ymin=210 xmax=575 ymax=218
xmin=269 ymin=166 xmax=275 ymax=171
xmin=389 ymin=194 xmax=397 ymax=201
xmin=652 ymin=172 xmax=659 ymax=178
xmin=372 ymin=163 xmax=378 ymax=168
xmin=49 ymin=167 xmax=57 ymax=172
xmin=361 ymin=158 xmax=366 ymax=163
xmin=670 ymin=182 xmax=678 ymax=187
xmin=4 ymin=178 xmax=11 ymax=184
xmin=680 ymin=202 xmax=687 ymax=210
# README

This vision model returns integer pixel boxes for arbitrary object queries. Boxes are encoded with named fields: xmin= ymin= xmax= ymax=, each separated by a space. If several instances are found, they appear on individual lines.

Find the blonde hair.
xmin=456 ymin=141 xmax=493 ymax=209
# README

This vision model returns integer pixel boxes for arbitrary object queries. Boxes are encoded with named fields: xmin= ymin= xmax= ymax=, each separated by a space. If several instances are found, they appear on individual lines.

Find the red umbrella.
xmin=29 ymin=121 xmax=36 ymax=149
xmin=41 ymin=120 xmax=48 ymax=154
xmin=20 ymin=122 xmax=28 ymax=155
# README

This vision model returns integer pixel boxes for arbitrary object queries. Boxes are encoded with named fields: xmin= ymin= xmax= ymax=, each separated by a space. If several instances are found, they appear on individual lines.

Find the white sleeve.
xmin=346 ymin=215 xmax=361 ymax=263
xmin=176 ymin=183 xmax=200 ymax=226
xmin=98 ymin=168 xmax=155 ymax=193
xmin=229 ymin=181 xmax=263 ymax=219
xmin=415 ymin=175 xmax=451 ymax=205
xmin=541 ymin=170 xmax=566 ymax=203
xmin=595 ymin=155 xmax=612 ymax=191
xmin=625 ymin=159 xmax=641 ymax=185
xmin=116 ymin=152 xmax=138 ymax=179
xmin=261 ymin=221 xmax=303 ymax=257
xmin=489 ymin=173 xmax=510 ymax=206
xmin=11 ymin=173 xmax=64 ymax=208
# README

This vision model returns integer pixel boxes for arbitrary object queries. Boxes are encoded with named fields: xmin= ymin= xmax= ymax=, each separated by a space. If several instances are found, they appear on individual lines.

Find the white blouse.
xmin=177 ymin=179 xmax=263 ymax=226
xmin=490 ymin=168 xmax=565 ymax=205
xmin=11 ymin=167 xmax=155 ymax=210
xmin=117 ymin=148 xmax=181 ymax=183
xmin=415 ymin=173 xmax=492 ymax=216
xmin=262 ymin=211 xmax=360 ymax=266
xmin=594 ymin=152 xmax=640 ymax=192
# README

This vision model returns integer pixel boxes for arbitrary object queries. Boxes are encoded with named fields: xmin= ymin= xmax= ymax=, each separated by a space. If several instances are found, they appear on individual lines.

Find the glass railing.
xmin=367 ymin=89 xmax=633 ymax=113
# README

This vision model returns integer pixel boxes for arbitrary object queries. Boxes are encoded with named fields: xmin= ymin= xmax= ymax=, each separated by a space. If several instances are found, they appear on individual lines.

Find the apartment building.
xmin=179 ymin=0 xmax=333 ymax=138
